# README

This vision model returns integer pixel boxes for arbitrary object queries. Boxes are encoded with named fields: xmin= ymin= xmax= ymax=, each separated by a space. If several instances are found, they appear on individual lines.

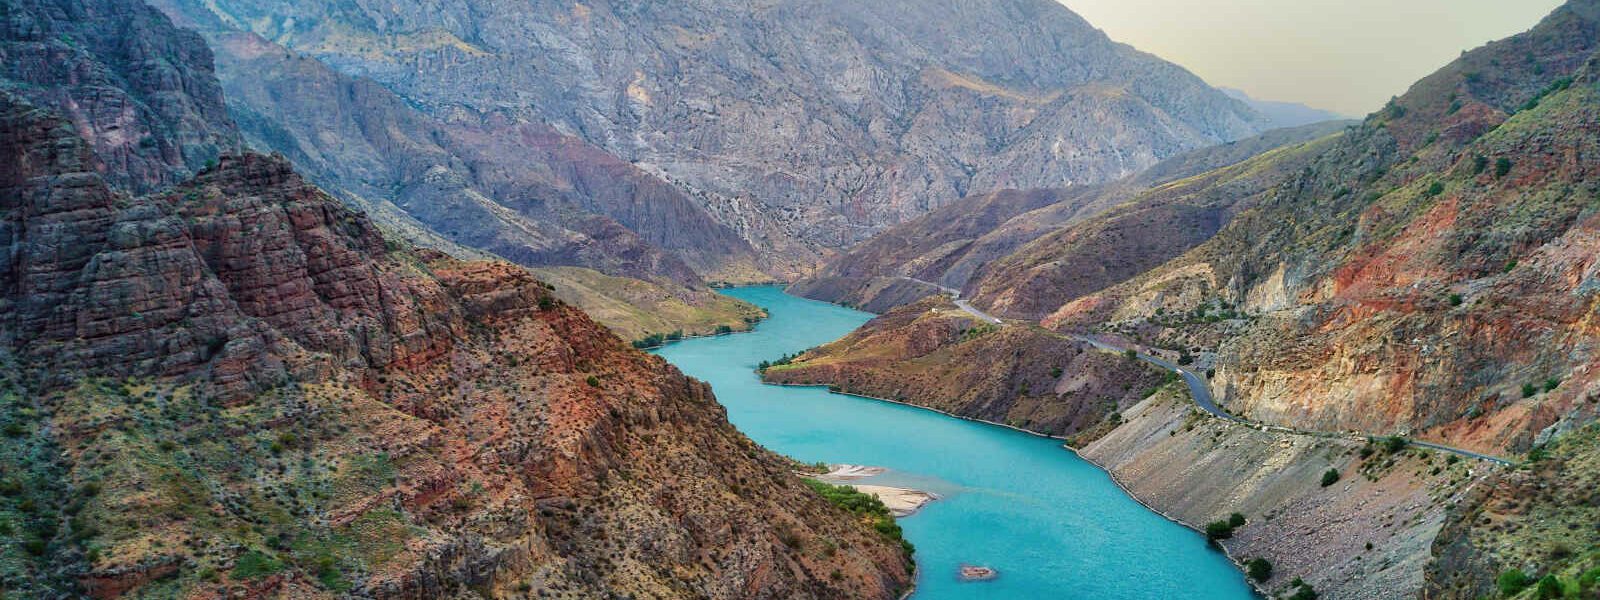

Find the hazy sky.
xmin=1058 ymin=0 xmax=1564 ymax=116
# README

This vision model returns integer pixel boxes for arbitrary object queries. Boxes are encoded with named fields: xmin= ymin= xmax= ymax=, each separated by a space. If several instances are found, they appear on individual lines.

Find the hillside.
xmin=155 ymin=0 xmax=1271 ymax=275
xmin=791 ymin=120 xmax=1349 ymax=312
xmin=1045 ymin=0 xmax=1600 ymax=452
xmin=763 ymin=298 xmax=1168 ymax=441
xmin=0 ymin=94 xmax=912 ymax=599
xmin=0 ymin=1 xmax=912 ymax=596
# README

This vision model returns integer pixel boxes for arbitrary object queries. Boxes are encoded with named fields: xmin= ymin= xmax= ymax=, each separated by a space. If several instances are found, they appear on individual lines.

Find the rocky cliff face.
xmin=0 ymin=95 xmax=913 ymax=597
xmin=790 ymin=121 xmax=1349 ymax=312
xmin=158 ymin=0 xmax=1269 ymax=274
xmin=0 ymin=0 xmax=239 ymax=193
xmin=1045 ymin=1 xmax=1600 ymax=453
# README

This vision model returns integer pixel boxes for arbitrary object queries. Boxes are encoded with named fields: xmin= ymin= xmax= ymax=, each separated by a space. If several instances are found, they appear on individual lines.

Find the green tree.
xmin=1245 ymin=558 xmax=1272 ymax=582
xmin=1228 ymin=512 xmax=1246 ymax=528
xmin=1204 ymin=520 xmax=1234 ymax=541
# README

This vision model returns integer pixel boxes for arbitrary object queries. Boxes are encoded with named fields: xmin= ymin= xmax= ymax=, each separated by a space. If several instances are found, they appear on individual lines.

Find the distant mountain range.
xmin=1221 ymin=87 xmax=1349 ymax=128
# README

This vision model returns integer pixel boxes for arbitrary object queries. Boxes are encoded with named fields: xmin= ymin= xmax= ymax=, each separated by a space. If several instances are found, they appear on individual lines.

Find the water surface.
xmin=653 ymin=286 xmax=1254 ymax=599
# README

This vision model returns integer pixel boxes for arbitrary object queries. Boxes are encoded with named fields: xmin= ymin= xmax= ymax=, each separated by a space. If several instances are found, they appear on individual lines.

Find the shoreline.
xmin=1070 ymin=449 xmax=1269 ymax=599
xmin=766 ymin=381 xmax=1266 ymax=597
xmin=761 ymin=382 xmax=1071 ymax=441
xmin=687 ymin=287 xmax=1257 ymax=597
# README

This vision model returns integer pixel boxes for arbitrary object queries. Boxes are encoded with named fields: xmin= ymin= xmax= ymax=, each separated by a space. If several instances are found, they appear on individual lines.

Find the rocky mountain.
xmin=0 ymin=1 xmax=913 ymax=596
xmin=0 ymin=0 xmax=240 ymax=192
xmin=1221 ymin=88 xmax=1348 ymax=129
xmin=760 ymin=1 xmax=1600 ymax=597
xmin=153 ymin=0 xmax=1271 ymax=276
xmin=1044 ymin=0 xmax=1600 ymax=451
xmin=0 ymin=92 xmax=911 ymax=599
xmin=135 ymin=8 xmax=769 ymax=287
xmin=790 ymin=120 xmax=1350 ymax=313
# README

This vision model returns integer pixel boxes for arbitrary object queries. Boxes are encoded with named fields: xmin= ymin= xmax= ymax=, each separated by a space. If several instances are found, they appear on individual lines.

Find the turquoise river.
xmin=652 ymin=286 xmax=1255 ymax=599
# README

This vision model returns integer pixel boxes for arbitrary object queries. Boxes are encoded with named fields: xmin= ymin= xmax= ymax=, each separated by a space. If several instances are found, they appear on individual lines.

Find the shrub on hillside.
xmin=1320 ymin=468 xmax=1340 ymax=487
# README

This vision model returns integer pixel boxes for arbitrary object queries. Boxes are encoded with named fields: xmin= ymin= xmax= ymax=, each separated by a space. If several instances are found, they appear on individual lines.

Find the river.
xmin=652 ymin=286 xmax=1255 ymax=599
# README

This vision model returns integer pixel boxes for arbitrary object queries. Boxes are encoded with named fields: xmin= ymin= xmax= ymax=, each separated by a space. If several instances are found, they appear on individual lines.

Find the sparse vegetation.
xmin=802 ymin=480 xmax=914 ymax=558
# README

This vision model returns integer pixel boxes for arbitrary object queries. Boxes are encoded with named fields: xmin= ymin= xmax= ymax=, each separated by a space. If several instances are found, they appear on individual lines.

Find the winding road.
xmin=896 ymin=276 xmax=1516 ymax=466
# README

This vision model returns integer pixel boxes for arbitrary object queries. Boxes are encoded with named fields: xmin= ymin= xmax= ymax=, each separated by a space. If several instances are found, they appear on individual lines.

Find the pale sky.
xmin=1058 ymin=0 xmax=1565 ymax=116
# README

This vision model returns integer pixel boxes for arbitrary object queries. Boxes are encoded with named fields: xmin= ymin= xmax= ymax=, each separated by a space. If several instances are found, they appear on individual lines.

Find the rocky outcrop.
xmin=161 ymin=0 xmax=1270 ymax=274
xmin=0 ymin=94 xmax=913 ymax=598
xmin=0 ymin=0 xmax=239 ymax=193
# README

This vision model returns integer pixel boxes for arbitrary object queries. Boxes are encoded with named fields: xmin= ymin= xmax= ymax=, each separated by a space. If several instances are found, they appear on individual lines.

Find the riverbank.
xmin=764 ymin=382 xmax=1071 ymax=441
xmin=655 ymin=286 xmax=1256 ymax=599
xmin=809 ymin=465 xmax=941 ymax=517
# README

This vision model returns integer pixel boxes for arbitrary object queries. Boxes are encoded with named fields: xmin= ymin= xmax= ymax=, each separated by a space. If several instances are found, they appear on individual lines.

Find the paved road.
xmin=896 ymin=276 xmax=1002 ymax=324
xmin=895 ymin=275 xmax=1514 ymax=465
xmin=1071 ymin=333 xmax=1515 ymax=466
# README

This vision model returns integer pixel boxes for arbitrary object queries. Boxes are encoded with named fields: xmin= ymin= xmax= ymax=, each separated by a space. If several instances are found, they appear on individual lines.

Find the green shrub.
xmin=1523 ymin=383 xmax=1538 ymax=398
xmin=1495 ymin=157 xmax=1513 ymax=178
xmin=1383 ymin=436 xmax=1409 ymax=453
xmin=233 ymin=551 xmax=286 ymax=580
xmin=1319 ymin=468 xmax=1340 ymax=487
xmin=1424 ymin=181 xmax=1445 ymax=197
xmin=1245 ymin=557 xmax=1273 ymax=582
xmin=1543 ymin=377 xmax=1560 ymax=392
xmin=585 ymin=376 xmax=601 ymax=388
xmin=1498 ymin=569 xmax=1533 ymax=596
xmin=803 ymin=480 xmax=914 ymax=558
xmin=1579 ymin=568 xmax=1600 ymax=591
xmin=1535 ymin=574 xmax=1562 ymax=599
xmin=1448 ymin=293 xmax=1462 ymax=307
xmin=1228 ymin=512 xmax=1246 ymax=528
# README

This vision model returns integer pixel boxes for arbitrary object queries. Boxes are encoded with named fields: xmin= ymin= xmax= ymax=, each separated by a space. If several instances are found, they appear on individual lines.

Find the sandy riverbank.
xmin=810 ymin=465 xmax=939 ymax=517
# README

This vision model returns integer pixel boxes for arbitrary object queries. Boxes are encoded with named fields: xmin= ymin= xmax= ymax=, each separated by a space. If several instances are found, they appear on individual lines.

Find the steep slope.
xmin=791 ymin=121 xmax=1349 ymax=311
xmin=0 ymin=96 xmax=913 ymax=598
xmin=1046 ymin=1 xmax=1600 ymax=453
xmin=763 ymin=298 xmax=1168 ymax=441
xmin=161 ymin=0 xmax=1269 ymax=272
xmin=135 ymin=10 xmax=767 ymax=286
xmin=0 ymin=0 xmax=240 ymax=192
